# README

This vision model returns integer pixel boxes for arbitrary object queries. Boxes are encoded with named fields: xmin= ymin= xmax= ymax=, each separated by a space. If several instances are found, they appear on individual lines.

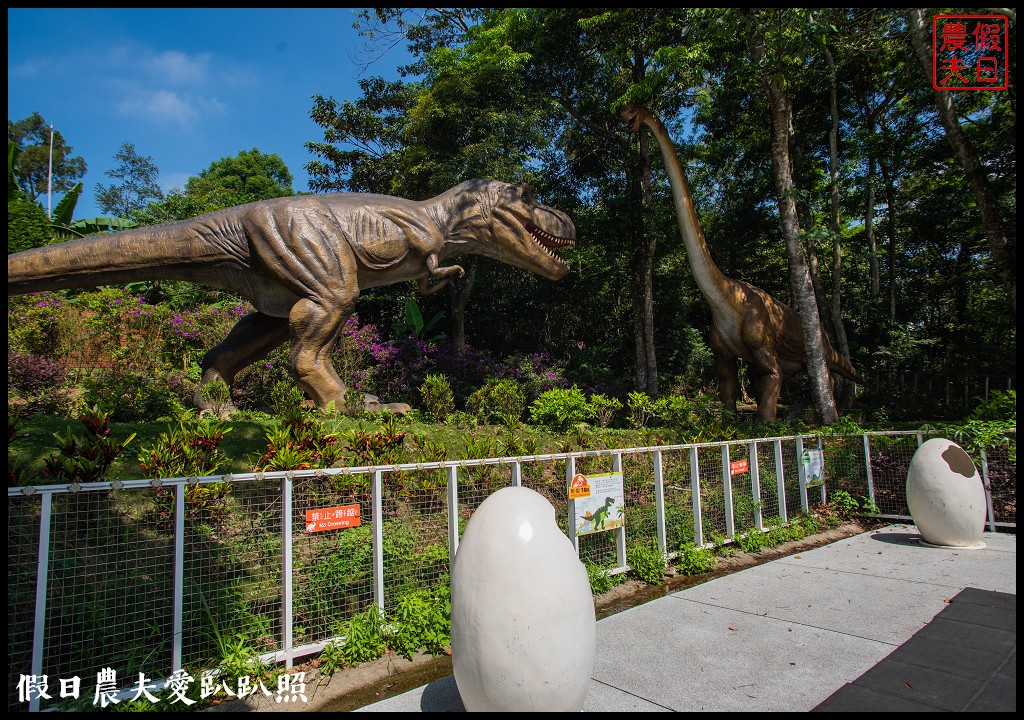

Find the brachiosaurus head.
xmin=618 ymin=102 xmax=653 ymax=134
xmin=445 ymin=179 xmax=575 ymax=281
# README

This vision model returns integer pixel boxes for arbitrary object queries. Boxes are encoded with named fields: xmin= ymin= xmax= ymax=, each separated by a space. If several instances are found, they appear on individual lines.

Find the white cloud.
xmin=149 ymin=50 xmax=212 ymax=86
xmin=117 ymin=89 xmax=228 ymax=128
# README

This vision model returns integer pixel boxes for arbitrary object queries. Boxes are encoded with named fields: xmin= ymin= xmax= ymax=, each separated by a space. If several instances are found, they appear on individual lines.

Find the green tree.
xmin=134 ymin=148 xmax=295 ymax=226
xmin=8 ymin=112 xmax=87 ymax=203
xmin=186 ymin=147 xmax=293 ymax=205
xmin=95 ymin=142 xmax=164 ymax=219
xmin=8 ymin=195 xmax=51 ymax=253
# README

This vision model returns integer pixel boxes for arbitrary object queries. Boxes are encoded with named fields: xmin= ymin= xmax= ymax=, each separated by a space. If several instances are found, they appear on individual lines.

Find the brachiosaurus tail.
xmin=826 ymin=343 xmax=863 ymax=384
xmin=7 ymin=218 xmax=246 ymax=295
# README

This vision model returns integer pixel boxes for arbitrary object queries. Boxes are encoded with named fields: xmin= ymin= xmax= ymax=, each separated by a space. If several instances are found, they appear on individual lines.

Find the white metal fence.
xmin=7 ymin=430 xmax=1015 ymax=711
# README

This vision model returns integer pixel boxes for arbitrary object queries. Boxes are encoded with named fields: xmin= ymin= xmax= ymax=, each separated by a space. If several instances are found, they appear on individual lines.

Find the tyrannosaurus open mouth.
xmin=515 ymin=215 xmax=576 ymax=266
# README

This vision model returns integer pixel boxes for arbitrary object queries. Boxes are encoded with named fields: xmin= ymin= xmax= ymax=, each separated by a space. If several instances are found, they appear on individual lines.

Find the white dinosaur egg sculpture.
xmin=450 ymin=486 xmax=596 ymax=711
xmin=906 ymin=438 xmax=986 ymax=548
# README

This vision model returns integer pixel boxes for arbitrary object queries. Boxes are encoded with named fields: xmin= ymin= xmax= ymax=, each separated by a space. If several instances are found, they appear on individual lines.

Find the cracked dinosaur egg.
xmin=450 ymin=485 xmax=596 ymax=711
xmin=906 ymin=438 xmax=987 ymax=548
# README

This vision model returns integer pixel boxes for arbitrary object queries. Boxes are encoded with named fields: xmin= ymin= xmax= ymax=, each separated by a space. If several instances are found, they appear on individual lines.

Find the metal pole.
xmin=566 ymin=455 xmax=578 ymax=553
xmin=172 ymin=483 xmax=185 ymax=674
xmin=690 ymin=447 xmax=703 ymax=547
xmin=979 ymin=450 xmax=997 ymax=533
xmin=863 ymin=434 xmax=876 ymax=508
xmin=29 ymin=492 xmax=52 ymax=713
xmin=282 ymin=473 xmax=293 ymax=669
xmin=796 ymin=435 xmax=808 ymax=513
xmin=721 ymin=444 xmax=735 ymax=539
xmin=615 ymin=452 xmax=628 ymax=568
xmin=749 ymin=441 xmax=762 ymax=531
xmin=372 ymin=470 xmax=384 ymax=612
xmin=47 ymin=124 xmax=54 ymax=220
xmin=651 ymin=450 xmax=665 ymax=559
xmin=447 ymin=466 xmax=460 ymax=561
xmin=773 ymin=439 xmax=787 ymax=524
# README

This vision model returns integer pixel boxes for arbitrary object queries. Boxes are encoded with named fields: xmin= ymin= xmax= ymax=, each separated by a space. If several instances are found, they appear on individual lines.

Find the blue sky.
xmin=8 ymin=8 xmax=414 ymax=220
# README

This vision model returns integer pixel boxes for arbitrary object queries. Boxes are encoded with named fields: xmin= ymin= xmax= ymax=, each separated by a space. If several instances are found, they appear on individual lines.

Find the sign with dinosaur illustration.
xmin=801 ymin=449 xmax=825 ymax=488
xmin=574 ymin=472 xmax=625 ymax=536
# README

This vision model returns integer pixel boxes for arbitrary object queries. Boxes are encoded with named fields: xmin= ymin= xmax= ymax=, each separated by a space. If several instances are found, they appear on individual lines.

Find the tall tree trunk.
xmin=864 ymin=154 xmax=880 ymax=299
xmin=749 ymin=16 xmax=839 ymax=424
xmin=879 ymin=159 xmax=898 ymax=323
xmin=627 ymin=164 xmax=652 ymax=395
xmin=638 ymin=129 xmax=659 ymax=397
xmin=825 ymin=45 xmax=853 ymax=401
xmin=447 ymin=262 xmax=477 ymax=351
xmin=906 ymin=8 xmax=1015 ymax=316
xmin=788 ymin=133 xmax=833 ymax=337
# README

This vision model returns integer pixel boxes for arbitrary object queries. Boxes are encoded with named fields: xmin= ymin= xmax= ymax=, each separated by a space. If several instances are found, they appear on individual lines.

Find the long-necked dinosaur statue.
xmin=8 ymin=179 xmax=575 ymax=413
xmin=619 ymin=103 xmax=861 ymax=423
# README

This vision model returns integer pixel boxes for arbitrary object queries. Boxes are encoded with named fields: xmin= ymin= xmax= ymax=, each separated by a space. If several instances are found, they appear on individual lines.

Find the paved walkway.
xmin=353 ymin=524 xmax=1016 ymax=712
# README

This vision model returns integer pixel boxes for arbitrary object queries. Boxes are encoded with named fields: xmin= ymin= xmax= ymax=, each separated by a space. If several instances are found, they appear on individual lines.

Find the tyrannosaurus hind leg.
xmin=286 ymin=297 xmax=354 ymax=409
xmin=195 ymin=312 xmax=290 ymax=411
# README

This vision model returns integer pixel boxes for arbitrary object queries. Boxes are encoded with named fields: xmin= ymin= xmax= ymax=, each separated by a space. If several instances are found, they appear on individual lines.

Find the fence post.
xmin=29 ymin=492 xmax=52 ymax=713
xmin=372 ymin=470 xmax=384 ymax=613
xmin=510 ymin=460 xmax=522 ymax=487
xmin=796 ymin=436 xmax=808 ymax=513
xmin=690 ymin=447 xmax=703 ymax=547
xmin=749 ymin=441 xmax=763 ymax=531
xmin=773 ymin=439 xmax=787 ymax=524
xmin=862 ymin=434 xmax=876 ymax=508
xmin=616 ymin=452 xmax=629 ymax=567
xmin=172 ymin=482 xmax=185 ymax=675
xmin=282 ymin=473 xmax=293 ymax=669
xmin=979 ymin=450 xmax=997 ymax=533
xmin=652 ymin=450 xmax=665 ymax=559
xmin=566 ymin=455 xmax=578 ymax=554
xmin=447 ymin=465 xmax=460 ymax=562
xmin=721 ymin=444 xmax=735 ymax=539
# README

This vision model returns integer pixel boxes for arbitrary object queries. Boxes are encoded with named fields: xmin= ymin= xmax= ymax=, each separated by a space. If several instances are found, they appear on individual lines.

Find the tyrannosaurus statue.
xmin=8 ymin=179 xmax=575 ymax=413
xmin=619 ymin=104 xmax=862 ymax=423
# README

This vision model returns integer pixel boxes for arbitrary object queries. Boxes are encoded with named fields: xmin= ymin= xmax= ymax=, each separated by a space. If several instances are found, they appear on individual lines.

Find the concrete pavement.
xmin=350 ymin=524 xmax=1016 ymax=712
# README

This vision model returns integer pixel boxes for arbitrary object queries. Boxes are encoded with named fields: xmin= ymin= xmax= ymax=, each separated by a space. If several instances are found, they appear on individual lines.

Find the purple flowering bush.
xmin=163 ymin=301 xmax=254 ymax=370
xmin=493 ymin=351 xmax=569 ymax=402
xmin=8 ymin=352 xmax=74 ymax=416
xmin=7 ymin=292 xmax=77 ymax=357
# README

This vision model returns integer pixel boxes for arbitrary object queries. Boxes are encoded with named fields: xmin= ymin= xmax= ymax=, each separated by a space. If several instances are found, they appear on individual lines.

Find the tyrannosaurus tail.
xmin=7 ymin=219 xmax=246 ymax=295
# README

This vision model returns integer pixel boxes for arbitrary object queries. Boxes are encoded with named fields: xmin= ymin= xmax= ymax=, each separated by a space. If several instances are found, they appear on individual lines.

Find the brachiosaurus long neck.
xmin=639 ymin=115 xmax=732 ymax=310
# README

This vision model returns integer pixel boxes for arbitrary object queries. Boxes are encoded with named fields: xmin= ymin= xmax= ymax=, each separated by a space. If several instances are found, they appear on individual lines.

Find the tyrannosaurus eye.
xmin=517 ymin=184 xmax=535 ymax=205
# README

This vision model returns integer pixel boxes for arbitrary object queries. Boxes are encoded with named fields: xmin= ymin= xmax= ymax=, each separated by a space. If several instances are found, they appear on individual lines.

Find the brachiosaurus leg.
xmin=710 ymin=329 xmax=740 ymax=415
xmin=195 ymin=311 xmax=290 ymax=411
xmin=747 ymin=346 xmax=782 ymax=424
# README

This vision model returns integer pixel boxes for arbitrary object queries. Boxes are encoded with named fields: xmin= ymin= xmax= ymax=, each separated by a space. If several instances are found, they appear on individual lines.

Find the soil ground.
xmin=206 ymin=519 xmax=878 ymax=713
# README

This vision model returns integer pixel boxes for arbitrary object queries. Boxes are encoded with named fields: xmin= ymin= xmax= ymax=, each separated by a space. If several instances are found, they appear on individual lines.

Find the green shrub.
xmin=528 ymin=386 xmax=595 ymax=431
xmin=585 ymin=562 xmax=620 ymax=594
xmin=81 ymin=368 xmax=179 ymax=422
xmin=589 ymin=393 xmax=623 ymax=428
xmin=270 ymin=379 xmax=305 ymax=416
xmin=335 ymin=605 xmax=387 ymax=664
xmin=467 ymin=378 xmax=527 ymax=424
xmin=677 ymin=543 xmax=716 ymax=575
xmin=652 ymin=394 xmax=693 ymax=427
xmin=626 ymin=539 xmax=666 ymax=584
xmin=627 ymin=391 xmax=653 ymax=429
xmin=829 ymin=489 xmax=860 ymax=519
xmin=419 ymin=373 xmax=455 ymax=423
xmin=41 ymin=405 xmax=137 ymax=484
xmin=8 ymin=196 xmax=52 ymax=253
xmin=387 ymin=585 xmax=452 ymax=659
xmin=736 ymin=527 xmax=770 ymax=553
